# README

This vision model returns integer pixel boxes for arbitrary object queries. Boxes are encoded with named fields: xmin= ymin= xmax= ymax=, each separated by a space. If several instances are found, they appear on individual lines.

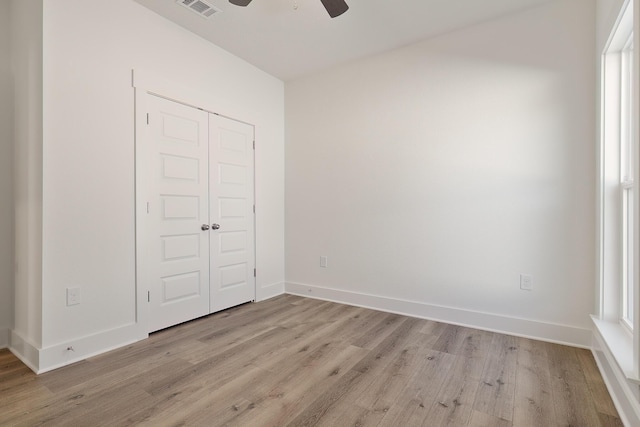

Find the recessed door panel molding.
xmin=219 ymin=231 xmax=247 ymax=254
xmin=161 ymin=154 xmax=200 ymax=181
xmin=219 ymin=128 xmax=248 ymax=153
xmin=161 ymin=271 xmax=201 ymax=303
xmin=219 ymin=198 xmax=247 ymax=219
xmin=219 ymin=163 xmax=247 ymax=186
xmin=161 ymin=234 xmax=201 ymax=261
xmin=219 ymin=263 xmax=248 ymax=289
xmin=161 ymin=113 xmax=200 ymax=144
xmin=161 ymin=195 xmax=200 ymax=220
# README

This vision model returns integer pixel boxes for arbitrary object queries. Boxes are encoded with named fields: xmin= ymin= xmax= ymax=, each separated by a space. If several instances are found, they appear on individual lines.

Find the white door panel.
xmin=209 ymin=114 xmax=255 ymax=312
xmin=148 ymin=95 xmax=210 ymax=332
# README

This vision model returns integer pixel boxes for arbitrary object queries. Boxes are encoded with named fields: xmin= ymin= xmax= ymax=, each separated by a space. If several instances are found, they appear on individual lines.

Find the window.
xmin=596 ymin=0 xmax=638 ymax=379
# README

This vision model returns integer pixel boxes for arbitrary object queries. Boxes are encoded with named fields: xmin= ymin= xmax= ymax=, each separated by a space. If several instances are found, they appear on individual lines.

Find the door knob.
xmin=211 ymin=223 xmax=221 ymax=230
xmin=201 ymin=224 xmax=210 ymax=231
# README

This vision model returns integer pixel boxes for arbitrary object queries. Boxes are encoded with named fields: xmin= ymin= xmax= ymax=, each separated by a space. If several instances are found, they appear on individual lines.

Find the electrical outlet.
xmin=320 ymin=256 xmax=328 ymax=268
xmin=520 ymin=274 xmax=533 ymax=291
xmin=67 ymin=287 xmax=81 ymax=306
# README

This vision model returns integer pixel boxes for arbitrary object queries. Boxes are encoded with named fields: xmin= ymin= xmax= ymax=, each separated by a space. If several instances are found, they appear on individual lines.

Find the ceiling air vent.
xmin=176 ymin=0 xmax=222 ymax=19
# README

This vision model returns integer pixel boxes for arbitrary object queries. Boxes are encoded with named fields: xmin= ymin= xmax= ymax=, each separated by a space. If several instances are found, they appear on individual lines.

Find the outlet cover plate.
xmin=67 ymin=287 xmax=81 ymax=306
xmin=520 ymin=274 xmax=533 ymax=291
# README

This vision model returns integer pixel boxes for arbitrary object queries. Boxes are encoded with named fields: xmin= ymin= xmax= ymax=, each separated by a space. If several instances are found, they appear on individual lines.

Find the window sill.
xmin=591 ymin=315 xmax=640 ymax=384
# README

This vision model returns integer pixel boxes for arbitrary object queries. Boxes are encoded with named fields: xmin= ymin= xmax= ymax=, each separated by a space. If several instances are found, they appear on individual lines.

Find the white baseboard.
xmin=37 ymin=323 xmax=147 ymax=374
xmin=592 ymin=328 xmax=640 ymax=427
xmin=10 ymin=330 xmax=40 ymax=372
xmin=7 ymin=281 xmax=284 ymax=373
xmin=0 ymin=328 xmax=8 ymax=349
xmin=285 ymin=282 xmax=592 ymax=348
xmin=256 ymin=281 xmax=285 ymax=302
xmin=11 ymin=324 xmax=147 ymax=374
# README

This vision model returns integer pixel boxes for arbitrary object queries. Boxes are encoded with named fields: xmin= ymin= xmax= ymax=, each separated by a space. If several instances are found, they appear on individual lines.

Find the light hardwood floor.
xmin=0 ymin=295 xmax=623 ymax=426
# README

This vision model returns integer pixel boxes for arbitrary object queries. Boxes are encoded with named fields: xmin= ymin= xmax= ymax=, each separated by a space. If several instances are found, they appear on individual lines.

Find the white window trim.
xmin=596 ymin=0 xmax=640 ymax=382
xmin=592 ymin=316 xmax=637 ymax=382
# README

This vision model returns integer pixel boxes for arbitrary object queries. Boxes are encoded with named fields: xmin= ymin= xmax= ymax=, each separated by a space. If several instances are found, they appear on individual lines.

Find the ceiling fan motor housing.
xmin=229 ymin=0 xmax=349 ymax=18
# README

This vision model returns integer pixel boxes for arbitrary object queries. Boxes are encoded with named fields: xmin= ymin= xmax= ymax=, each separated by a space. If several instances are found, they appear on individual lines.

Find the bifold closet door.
xmin=209 ymin=114 xmax=256 ymax=313
xmin=147 ymin=95 xmax=211 ymax=332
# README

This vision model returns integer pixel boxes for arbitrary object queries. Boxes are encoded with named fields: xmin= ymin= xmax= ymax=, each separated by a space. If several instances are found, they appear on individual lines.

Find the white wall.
xmin=10 ymin=0 xmax=44 ymax=363
xmin=31 ymin=0 xmax=284 ymax=370
xmin=0 ymin=1 xmax=14 ymax=349
xmin=285 ymin=0 xmax=596 ymax=346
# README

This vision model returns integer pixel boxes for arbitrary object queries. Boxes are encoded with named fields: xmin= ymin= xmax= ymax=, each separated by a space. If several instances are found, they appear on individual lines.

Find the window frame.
xmin=596 ymin=0 xmax=639 ymax=381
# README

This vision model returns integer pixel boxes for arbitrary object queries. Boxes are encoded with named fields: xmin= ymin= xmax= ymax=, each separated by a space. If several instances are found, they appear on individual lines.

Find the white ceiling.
xmin=134 ymin=0 xmax=556 ymax=81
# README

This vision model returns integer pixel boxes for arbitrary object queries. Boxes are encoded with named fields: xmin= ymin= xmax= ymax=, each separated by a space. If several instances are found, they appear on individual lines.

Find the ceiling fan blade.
xmin=229 ymin=0 xmax=252 ymax=6
xmin=319 ymin=0 xmax=349 ymax=18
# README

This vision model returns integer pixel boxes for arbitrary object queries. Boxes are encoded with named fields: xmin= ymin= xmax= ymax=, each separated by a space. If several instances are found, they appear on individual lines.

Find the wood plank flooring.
xmin=0 ymin=295 xmax=623 ymax=426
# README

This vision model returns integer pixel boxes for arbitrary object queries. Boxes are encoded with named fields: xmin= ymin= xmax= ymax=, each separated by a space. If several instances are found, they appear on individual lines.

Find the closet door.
xmin=209 ymin=114 xmax=256 ymax=312
xmin=147 ymin=95 xmax=211 ymax=332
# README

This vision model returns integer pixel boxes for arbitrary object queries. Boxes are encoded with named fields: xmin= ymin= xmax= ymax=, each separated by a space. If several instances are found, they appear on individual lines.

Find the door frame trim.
xmin=133 ymin=69 xmax=257 ymax=332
